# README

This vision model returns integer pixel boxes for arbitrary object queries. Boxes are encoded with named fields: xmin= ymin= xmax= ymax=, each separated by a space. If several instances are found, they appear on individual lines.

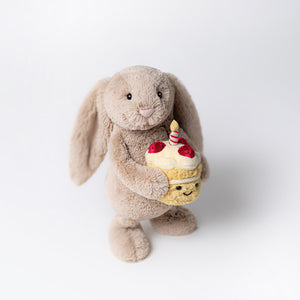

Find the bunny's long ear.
xmin=69 ymin=78 xmax=112 ymax=185
xmin=167 ymin=73 xmax=204 ymax=152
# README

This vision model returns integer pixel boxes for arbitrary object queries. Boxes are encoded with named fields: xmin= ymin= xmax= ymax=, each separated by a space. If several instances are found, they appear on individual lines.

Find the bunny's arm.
xmin=179 ymin=128 xmax=210 ymax=182
xmin=109 ymin=130 xmax=169 ymax=199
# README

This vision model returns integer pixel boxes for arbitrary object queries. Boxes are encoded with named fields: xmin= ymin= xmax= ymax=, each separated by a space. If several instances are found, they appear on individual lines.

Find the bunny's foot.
xmin=109 ymin=216 xmax=150 ymax=263
xmin=150 ymin=206 xmax=197 ymax=236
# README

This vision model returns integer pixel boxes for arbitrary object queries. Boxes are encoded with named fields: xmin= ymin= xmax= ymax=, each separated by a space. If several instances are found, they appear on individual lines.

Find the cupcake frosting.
xmin=145 ymin=140 xmax=201 ymax=170
xmin=145 ymin=119 xmax=201 ymax=170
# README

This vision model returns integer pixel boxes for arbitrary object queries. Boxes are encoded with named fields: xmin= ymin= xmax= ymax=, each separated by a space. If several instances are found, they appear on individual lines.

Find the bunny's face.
xmin=103 ymin=66 xmax=174 ymax=130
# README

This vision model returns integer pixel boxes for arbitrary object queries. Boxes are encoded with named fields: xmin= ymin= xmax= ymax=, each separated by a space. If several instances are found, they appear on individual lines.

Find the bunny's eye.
xmin=157 ymin=91 xmax=162 ymax=98
xmin=195 ymin=183 xmax=199 ymax=188
xmin=176 ymin=186 xmax=182 ymax=190
xmin=127 ymin=93 xmax=132 ymax=100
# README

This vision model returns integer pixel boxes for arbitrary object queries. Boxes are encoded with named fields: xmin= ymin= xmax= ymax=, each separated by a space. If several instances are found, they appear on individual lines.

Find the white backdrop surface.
xmin=0 ymin=0 xmax=299 ymax=299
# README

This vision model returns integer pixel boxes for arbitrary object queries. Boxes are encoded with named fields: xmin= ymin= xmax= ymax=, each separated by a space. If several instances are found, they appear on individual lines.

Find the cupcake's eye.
xmin=157 ymin=91 xmax=162 ymax=98
xmin=126 ymin=93 xmax=132 ymax=100
xmin=176 ymin=186 xmax=182 ymax=190
xmin=195 ymin=183 xmax=199 ymax=188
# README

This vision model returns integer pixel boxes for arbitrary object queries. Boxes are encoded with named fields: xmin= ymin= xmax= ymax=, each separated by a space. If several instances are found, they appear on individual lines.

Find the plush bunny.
xmin=69 ymin=66 xmax=209 ymax=262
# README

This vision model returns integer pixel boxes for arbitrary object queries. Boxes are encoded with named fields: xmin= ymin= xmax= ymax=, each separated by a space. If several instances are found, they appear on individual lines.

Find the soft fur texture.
xmin=69 ymin=66 xmax=209 ymax=262
xmin=150 ymin=206 xmax=197 ymax=236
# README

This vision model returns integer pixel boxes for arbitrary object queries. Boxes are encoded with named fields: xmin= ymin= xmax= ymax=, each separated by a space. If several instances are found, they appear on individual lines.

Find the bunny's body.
xmin=106 ymin=123 xmax=171 ymax=221
xmin=70 ymin=66 xmax=209 ymax=262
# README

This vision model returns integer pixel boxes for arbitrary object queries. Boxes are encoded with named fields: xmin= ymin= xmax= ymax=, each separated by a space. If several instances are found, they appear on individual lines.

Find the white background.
xmin=1 ymin=0 xmax=299 ymax=299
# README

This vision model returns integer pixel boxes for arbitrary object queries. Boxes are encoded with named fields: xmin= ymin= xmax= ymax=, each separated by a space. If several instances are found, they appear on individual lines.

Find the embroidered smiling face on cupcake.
xmin=145 ymin=120 xmax=202 ymax=205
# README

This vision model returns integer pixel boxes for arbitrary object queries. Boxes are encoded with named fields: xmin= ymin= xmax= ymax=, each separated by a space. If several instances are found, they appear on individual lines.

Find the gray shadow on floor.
xmin=187 ymin=156 xmax=263 ymax=227
xmin=143 ymin=155 xmax=268 ymax=238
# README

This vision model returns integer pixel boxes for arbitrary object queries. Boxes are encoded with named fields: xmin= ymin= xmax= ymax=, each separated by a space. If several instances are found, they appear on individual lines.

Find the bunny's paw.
xmin=200 ymin=154 xmax=210 ymax=182
xmin=109 ymin=218 xmax=150 ymax=263
xmin=150 ymin=206 xmax=197 ymax=236
xmin=144 ymin=167 xmax=169 ymax=200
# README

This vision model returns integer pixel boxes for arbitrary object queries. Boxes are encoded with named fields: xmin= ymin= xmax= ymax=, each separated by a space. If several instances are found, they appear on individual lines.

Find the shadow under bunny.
xmin=191 ymin=155 xmax=269 ymax=229
xmin=143 ymin=155 xmax=264 ymax=239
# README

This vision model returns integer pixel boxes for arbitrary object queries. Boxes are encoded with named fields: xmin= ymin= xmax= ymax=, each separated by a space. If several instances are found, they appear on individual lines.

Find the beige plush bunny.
xmin=69 ymin=66 xmax=209 ymax=262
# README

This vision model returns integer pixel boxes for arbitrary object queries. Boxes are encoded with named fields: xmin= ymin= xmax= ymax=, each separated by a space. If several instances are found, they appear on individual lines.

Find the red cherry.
xmin=178 ymin=145 xmax=195 ymax=158
xmin=178 ymin=138 xmax=189 ymax=145
xmin=148 ymin=142 xmax=166 ymax=153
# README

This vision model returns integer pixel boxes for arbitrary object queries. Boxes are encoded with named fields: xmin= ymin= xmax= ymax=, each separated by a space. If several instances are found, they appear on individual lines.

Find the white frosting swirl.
xmin=145 ymin=141 xmax=201 ymax=170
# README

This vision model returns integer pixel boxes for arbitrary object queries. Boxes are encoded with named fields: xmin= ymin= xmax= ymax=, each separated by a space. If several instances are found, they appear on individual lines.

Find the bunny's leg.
xmin=109 ymin=215 xmax=150 ymax=263
xmin=150 ymin=206 xmax=197 ymax=236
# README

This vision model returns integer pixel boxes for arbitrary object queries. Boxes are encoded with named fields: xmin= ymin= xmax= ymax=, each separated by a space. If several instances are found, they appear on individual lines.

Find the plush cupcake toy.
xmin=145 ymin=120 xmax=202 ymax=205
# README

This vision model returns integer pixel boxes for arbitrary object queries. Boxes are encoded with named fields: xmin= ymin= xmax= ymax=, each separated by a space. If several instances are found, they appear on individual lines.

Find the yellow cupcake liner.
xmin=148 ymin=163 xmax=202 ymax=205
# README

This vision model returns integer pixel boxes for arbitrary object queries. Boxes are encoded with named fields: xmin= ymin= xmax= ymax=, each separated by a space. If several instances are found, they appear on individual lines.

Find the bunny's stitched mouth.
xmin=183 ymin=191 xmax=192 ymax=196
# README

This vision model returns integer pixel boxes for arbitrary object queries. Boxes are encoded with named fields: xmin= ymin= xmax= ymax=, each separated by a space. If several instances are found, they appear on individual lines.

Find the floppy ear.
xmin=69 ymin=78 xmax=112 ymax=185
xmin=167 ymin=73 xmax=204 ymax=152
